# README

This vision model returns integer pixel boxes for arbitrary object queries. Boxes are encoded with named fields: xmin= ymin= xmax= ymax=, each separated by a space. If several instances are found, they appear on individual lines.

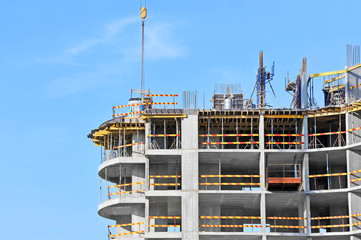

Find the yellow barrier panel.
xmin=108 ymin=181 xmax=145 ymax=188
xmin=200 ymin=216 xmax=261 ymax=219
xmin=149 ymin=216 xmax=181 ymax=219
xmin=109 ymin=222 xmax=143 ymax=228
xmin=109 ymin=230 xmax=143 ymax=238
xmin=200 ymin=224 xmax=262 ymax=228
xmin=200 ymin=174 xmax=260 ymax=178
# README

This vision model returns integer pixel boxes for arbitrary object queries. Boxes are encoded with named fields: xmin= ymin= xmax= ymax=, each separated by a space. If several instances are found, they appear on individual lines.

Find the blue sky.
xmin=1 ymin=0 xmax=361 ymax=239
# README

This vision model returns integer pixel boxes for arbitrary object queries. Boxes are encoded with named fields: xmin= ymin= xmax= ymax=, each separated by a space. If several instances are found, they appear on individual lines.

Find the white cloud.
xmin=45 ymin=17 xmax=188 ymax=97
xmin=65 ymin=17 xmax=138 ymax=56
xmin=145 ymin=22 xmax=187 ymax=59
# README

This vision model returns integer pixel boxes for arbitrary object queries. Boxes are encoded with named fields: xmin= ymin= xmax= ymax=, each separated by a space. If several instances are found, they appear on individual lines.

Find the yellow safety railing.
xmin=199 ymin=174 xmax=261 ymax=190
xmin=108 ymin=182 xmax=146 ymax=199
xmin=108 ymin=222 xmax=144 ymax=239
xmin=309 ymin=169 xmax=361 ymax=190
xmin=149 ymin=175 xmax=181 ymax=190
xmin=148 ymin=216 xmax=181 ymax=232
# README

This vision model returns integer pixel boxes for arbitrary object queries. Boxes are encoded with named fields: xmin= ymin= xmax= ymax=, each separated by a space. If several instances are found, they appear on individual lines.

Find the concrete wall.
xmin=348 ymin=67 xmax=361 ymax=102
xmin=181 ymin=113 xmax=199 ymax=240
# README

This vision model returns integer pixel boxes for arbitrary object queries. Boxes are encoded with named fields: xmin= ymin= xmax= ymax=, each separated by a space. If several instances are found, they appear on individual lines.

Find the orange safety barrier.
xmin=309 ymin=169 xmax=361 ymax=184
xmin=200 ymin=224 xmax=262 ymax=228
xmin=146 ymin=94 xmax=178 ymax=97
xmin=113 ymin=102 xmax=177 ymax=109
xmin=270 ymin=225 xmax=306 ymax=229
xmin=200 ymin=216 xmax=261 ymax=219
xmin=151 ymin=102 xmax=177 ymax=105
xmin=201 ymin=141 xmax=259 ymax=145
xmin=200 ymin=174 xmax=260 ymax=178
xmin=308 ymin=130 xmax=346 ymax=136
xmin=109 ymin=230 xmax=144 ymax=238
xmin=309 ymin=172 xmax=347 ymax=178
xmin=350 ymin=83 xmax=361 ymax=90
xmin=149 ymin=183 xmax=180 ymax=186
xmin=266 ymin=134 xmax=304 ymax=137
xmin=311 ymin=224 xmax=349 ymax=229
xmin=149 ymin=175 xmax=181 ymax=189
xmin=109 ymin=222 xmax=144 ymax=228
xmin=114 ymin=142 xmax=143 ymax=149
xmin=200 ymin=182 xmax=260 ymax=186
xmin=266 ymin=141 xmax=304 ymax=145
xmin=348 ymin=126 xmax=361 ymax=132
xmin=308 ymin=126 xmax=361 ymax=136
xmin=350 ymin=169 xmax=361 ymax=174
xmin=149 ymin=175 xmax=180 ymax=178
xmin=268 ymin=216 xmax=305 ymax=220
xmin=149 ymin=225 xmax=180 ymax=227
xmin=113 ymin=103 xmax=145 ymax=109
xmin=311 ymin=215 xmax=349 ymax=220
xmin=108 ymin=181 xmax=145 ymax=188
xmin=113 ymin=111 xmax=144 ymax=117
xmin=351 ymin=178 xmax=361 ymax=183
xmin=150 ymin=216 xmax=181 ymax=219
xmin=199 ymin=134 xmax=259 ymax=137
xmin=108 ymin=189 xmax=144 ymax=196
xmin=147 ymin=134 xmax=180 ymax=137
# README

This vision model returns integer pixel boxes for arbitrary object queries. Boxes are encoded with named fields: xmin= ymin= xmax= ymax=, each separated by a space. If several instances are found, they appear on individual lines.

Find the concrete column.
xmin=302 ymin=115 xmax=308 ymax=149
xmin=145 ymin=122 xmax=150 ymax=151
xmin=260 ymin=193 xmax=266 ymax=237
xmin=145 ymin=198 xmax=149 ymax=233
xmin=145 ymin=157 xmax=149 ymax=190
xmin=303 ymin=153 xmax=311 ymax=236
xmin=303 ymin=153 xmax=310 ymax=191
xmin=346 ymin=112 xmax=350 ymax=146
xmin=259 ymin=112 xmax=265 ymax=149
xmin=259 ymin=151 xmax=266 ymax=190
xmin=181 ymin=112 xmax=199 ymax=240
xmin=131 ymin=206 xmax=145 ymax=232
xmin=260 ymin=151 xmax=267 ymax=237
xmin=305 ymin=195 xmax=311 ymax=236
xmin=298 ymin=199 xmax=304 ymax=233
xmin=345 ymin=66 xmax=350 ymax=104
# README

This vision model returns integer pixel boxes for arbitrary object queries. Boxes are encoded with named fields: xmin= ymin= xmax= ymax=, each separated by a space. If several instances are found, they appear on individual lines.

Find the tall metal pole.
xmin=141 ymin=19 xmax=145 ymax=92
xmin=140 ymin=6 xmax=147 ymax=93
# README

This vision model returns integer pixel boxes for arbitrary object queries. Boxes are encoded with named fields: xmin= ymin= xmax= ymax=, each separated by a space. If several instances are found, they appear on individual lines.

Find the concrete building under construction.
xmin=87 ymin=4 xmax=361 ymax=240
xmin=88 ymin=47 xmax=361 ymax=240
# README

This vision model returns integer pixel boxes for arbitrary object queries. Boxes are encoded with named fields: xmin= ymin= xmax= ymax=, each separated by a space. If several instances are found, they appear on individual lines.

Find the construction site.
xmin=87 ymin=3 xmax=361 ymax=240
